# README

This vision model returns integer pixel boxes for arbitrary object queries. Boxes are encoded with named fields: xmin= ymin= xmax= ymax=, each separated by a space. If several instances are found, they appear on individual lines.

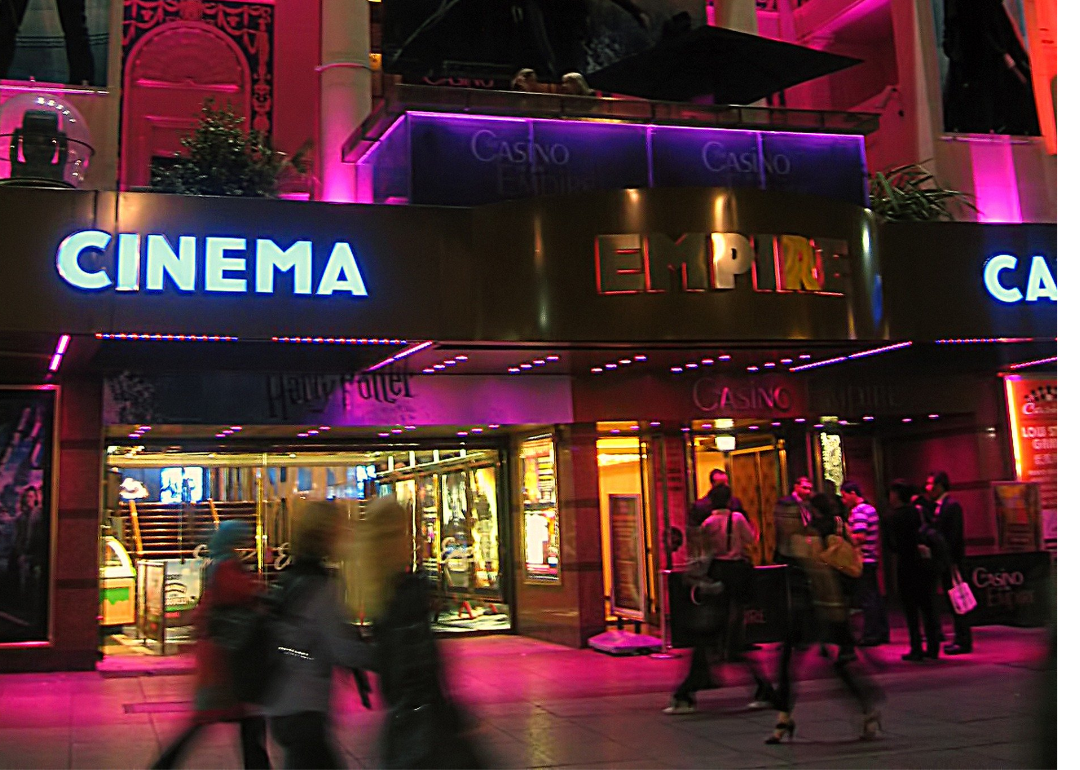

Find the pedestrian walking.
xmin=886 ymin=481 xmax=941 ymax=661
xmin=924 ymin=471 xmax=972 ymax=654
xmin=360 ymin=496 xmax=485 ymax=769
xmin=842 ymin=482 xmax=890 ymax=646
xmin=665 ymin=485 xmax=774 ymax=714
xmin=766 ymin=493 xmax=882 ymax=744
xmin=264 ymin=500 xmax=374 ymax=770
xmin=151 ymin=521 xmax=270 ymax=769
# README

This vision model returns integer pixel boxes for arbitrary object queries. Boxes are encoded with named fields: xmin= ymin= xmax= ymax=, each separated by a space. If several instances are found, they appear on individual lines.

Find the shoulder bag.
xmin=819 ymin=516 xmax=864 ymax=578
xmin=948 ymin=565 xmax=978 ymax=615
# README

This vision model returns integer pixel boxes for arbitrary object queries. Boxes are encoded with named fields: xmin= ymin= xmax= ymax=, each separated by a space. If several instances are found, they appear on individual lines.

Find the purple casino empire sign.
xmin=364 ymin=112 xmax=868 ymax=208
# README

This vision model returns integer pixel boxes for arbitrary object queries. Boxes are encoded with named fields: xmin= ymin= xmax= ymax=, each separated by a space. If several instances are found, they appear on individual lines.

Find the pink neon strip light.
xmin=368 ymin=341 xmax=434 ymax=372
xmin=96 ymin=333 xmax=240 ymax=342
xmin=936 ymin=337 xmax=1036 ymax=344
xmin=48 ymin=334 xmax=70 ymax=372
xmin=789 ymin=341 xmax=912 ymax=371
xmin=1009 ymin=356 xmax=1057 ymax=370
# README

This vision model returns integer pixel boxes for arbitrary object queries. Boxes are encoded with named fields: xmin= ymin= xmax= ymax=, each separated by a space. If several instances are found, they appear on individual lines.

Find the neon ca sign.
xmin=56 ymin=231 xmax=369 ymax=296
xmin=983 ymin=254 xmax=1056 ymax=304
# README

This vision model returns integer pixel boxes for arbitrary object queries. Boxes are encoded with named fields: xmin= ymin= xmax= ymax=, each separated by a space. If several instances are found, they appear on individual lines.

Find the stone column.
xmin=319 ymin=0 xmax=371 ymax=202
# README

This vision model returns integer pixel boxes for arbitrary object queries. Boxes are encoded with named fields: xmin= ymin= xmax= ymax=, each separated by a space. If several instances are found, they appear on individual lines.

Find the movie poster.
xmin=1 ymin=0 xmax=111 ymax=86
xmin=0 ymin=387 xmax=55 ymax=644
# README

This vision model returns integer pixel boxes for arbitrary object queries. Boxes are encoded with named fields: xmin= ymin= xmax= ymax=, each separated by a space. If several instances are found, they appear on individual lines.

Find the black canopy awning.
xmin=587 ymin=26 xmax=862 ymax=104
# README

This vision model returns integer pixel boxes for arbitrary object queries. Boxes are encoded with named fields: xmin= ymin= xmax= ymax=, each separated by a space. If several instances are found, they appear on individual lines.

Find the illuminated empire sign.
xmin=595 ymin=231 xmax=851 ymax=295
xmin=56 ymin=231 xmax=369 ymax=296
xmin=983 ymin=254 xmax=1056 ymax=304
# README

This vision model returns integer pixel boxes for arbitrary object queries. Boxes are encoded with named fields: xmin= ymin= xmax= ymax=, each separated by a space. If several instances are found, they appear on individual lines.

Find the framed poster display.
xmin=992 ymin=482 xmax=1042 ymax=552
xmin=520 ymin=436 xmax=560 ymax=584
xmin=0 ymin=386 xmax=56 ymax=645
xmin=608 ymin=494 xmax=646 ymax=620
xmin=441 ymin=471 xmax=472 ymax=592
xmin=470 ymin=466 xmax=501 ymax=594
xmin=1004 ymin=376 xmax=1056 ymax=551
xmin=417 ymin=475 xmax=440 ymax=581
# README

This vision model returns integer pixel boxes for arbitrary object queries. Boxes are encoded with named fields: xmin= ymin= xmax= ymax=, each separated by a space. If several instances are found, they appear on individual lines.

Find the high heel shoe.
xmin=765 ymin=719 xmax=796 ymax=744
xmin=859 ymin=709 xmax=882 ymax=740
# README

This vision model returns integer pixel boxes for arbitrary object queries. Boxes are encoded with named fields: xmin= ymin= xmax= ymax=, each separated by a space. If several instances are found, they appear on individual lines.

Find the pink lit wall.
xmin=969 ymin=137 xmax=1023 ymax=224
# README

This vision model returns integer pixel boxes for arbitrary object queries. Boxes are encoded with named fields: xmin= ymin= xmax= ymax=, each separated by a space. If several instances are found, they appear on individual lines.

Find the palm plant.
xmin=869 ymin=162 xmax=977 ymax=222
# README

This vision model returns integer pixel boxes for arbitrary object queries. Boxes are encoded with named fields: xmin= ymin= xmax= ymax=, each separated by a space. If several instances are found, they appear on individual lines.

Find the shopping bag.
xmin=948 ymin=566 xmax=977 ymax=615
xmin=818 ymin=518 xmax=864 ymax=578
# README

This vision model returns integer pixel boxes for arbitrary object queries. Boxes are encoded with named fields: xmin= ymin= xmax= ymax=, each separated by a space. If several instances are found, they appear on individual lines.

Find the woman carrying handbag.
xmin=664 ymin=485 xmax=773 ymax=714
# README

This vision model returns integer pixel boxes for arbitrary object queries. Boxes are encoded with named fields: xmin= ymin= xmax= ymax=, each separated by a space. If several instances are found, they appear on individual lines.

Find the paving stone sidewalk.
xmin=0 ymin=626 xmax=1052 ymax=769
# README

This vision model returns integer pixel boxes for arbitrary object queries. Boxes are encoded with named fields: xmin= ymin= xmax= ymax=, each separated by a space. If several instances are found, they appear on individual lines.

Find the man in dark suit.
xmin=689 ymin=469 xmax=744 ymax=527
xmin=925 ymin=471 xmax=971 ymax=654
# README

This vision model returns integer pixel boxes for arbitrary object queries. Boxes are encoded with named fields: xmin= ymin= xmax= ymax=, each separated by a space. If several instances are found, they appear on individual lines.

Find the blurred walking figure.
xmin=886 ymin=481 xmax=941 ymax=661
xmin=690 ymin=468 xmax=745 ymax=526
xmin=151 ymin=521 xmax=270 ymax=769
xmin=665 ymin=484 xmax=773 ymax=715
xmin=766 ymin=493 xmax=882 ymax=744
xmin=842 ymin=482 xmax=889 ymax=646
xmin=361 ymin=496 xmax=484 ymax=768
xmin=265 ymin=500 xmax=374 ymax=770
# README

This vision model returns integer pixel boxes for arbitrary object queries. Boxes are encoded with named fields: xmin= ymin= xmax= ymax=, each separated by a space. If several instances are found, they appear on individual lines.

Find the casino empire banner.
xmin=1004 ymin=376 xmax=1057 ymax=550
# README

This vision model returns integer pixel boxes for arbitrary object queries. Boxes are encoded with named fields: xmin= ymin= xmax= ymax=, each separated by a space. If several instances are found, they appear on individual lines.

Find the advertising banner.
xmin=103 ymin=369 xmax=574 ymax=428
xmin=0 ymin=387 xmax=55 ymax=644
xmin=992 ymin=482 xmax=1042 ymax=552
xmin=963 ymin=552 xmax=1051 ymax=628
xmin=608 ymin=494 xmax=645 ymax=619
xmin=1004 ymin=376 xmax=1056 ymax=549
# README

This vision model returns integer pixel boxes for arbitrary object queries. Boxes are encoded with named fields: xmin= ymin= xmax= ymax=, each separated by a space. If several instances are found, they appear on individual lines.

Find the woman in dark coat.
xmin=766 ymin=493 xmax=882 ymax=743
xmin=152 ymin=521 xmax=269 ymax=769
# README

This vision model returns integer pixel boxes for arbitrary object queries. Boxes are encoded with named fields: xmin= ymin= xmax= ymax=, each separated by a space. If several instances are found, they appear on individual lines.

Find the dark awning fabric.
xmin=586 ymin=26 xmax=862 ymax=104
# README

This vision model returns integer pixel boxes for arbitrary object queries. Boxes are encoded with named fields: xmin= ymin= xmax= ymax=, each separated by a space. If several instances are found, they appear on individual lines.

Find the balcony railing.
xmin=344 ymin=83 xmax=879 ymax=163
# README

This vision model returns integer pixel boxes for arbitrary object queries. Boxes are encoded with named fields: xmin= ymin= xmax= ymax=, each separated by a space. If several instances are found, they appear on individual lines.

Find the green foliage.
xmin=150 ymin=101 xmax=310 ymax=198
xmin=869 ymin=163 xmax=977 ymax=222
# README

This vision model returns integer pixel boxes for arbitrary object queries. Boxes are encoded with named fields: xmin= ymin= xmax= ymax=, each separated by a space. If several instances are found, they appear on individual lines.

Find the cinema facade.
xmin=0 ymin=100 xmax=1056 ymax=671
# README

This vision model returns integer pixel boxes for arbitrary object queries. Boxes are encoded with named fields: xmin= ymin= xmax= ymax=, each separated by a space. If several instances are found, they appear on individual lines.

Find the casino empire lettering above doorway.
xmin=595 ymin=231 xmax=851 ymax=295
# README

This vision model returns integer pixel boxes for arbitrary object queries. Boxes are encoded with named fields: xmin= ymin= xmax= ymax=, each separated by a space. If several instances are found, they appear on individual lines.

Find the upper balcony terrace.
xmin=345 ymin=84 xmax=880 ymax=209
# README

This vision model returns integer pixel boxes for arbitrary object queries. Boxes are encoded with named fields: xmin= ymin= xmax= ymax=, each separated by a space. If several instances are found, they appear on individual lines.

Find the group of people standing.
xmin=667 ymin=466 xmax=970 ymax=743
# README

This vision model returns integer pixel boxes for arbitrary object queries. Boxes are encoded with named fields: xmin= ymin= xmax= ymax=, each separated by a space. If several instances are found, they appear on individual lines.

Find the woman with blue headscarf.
xmin=152 ymin=520 xmax=270 ymax=769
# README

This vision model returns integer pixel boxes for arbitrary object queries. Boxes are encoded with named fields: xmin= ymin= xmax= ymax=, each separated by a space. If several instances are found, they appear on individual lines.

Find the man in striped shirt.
xmin=842 ymin=482 xmax=890 ymax=646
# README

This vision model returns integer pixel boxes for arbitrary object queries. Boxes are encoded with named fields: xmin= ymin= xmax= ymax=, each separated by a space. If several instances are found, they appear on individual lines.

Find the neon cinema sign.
xmin=983 ymin=254 xmax=1056 ymax=304
xmin=56 ymin=231 xmax=369 ymax=296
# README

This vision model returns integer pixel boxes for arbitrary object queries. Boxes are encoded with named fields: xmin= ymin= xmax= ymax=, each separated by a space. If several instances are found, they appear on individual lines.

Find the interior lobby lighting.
xmin=48 ymin=334 xmax=71 ymax=372
xmin=1009 ymin=355 xmax=1057 ymax=370
xmin=368 ymin=340 xmax=435 ymax=372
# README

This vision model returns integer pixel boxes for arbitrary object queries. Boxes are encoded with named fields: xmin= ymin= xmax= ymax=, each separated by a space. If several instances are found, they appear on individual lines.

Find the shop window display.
xmin=521 ymin=436 xmax=560 ymax=584
xmin=102 ymin=440 xmax=510 ymax=655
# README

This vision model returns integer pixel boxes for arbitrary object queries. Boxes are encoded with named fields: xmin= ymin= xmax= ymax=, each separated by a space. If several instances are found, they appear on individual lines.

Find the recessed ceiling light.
xmin=605 ymin=363 xmax=617 ymax=369
xmin=929 ymin=413 xmax=940 ymax=419
xmin=488 ymin=424 xmax=500 ymax=429
xmin=547 ymin=355 xmax=559 ymax=361
xmin=749 ymin=425 xmax=760 ymax=431
xmin=434 ymin=364 xmax=446 ymax=370
xmin=649 ymin=421 xmax=661 ymax=426
xmin=423 ymin=368 xmax=435 ymax=373
xmin=521 ymin=364 xmax=533 ymax=369
xmin=799 ymin=354 xmax=812 ymax=360
xmin=771 ymin=421 xmax=781 ymax=427
xmin=471 ymin=428 xmax=483 ymax=433
xmin=591 ymin=367 xmax=602 ymax=373
xmin=795 ymin=418 xmax=807 ymax=423
xmin=764 ymin=362 xmax=776 ymax=368
xmin=719 ymin=354 xmax=731 ymax=361
xmin=619 ymin=359 xmax=631 ymax=365
xmin=391 ymin=429 xmax=403 ymax=434
xmin=702 ymin=358 xmax=714 ymax=365
xmin=319 ymin=426 xmax=330 ymax=431
xmin=685 ymin=363 xmax=698 ymax=369
xmin=671 ymin=367 xmax=683 ymax=373
xmin=863 ymin=415 xmax=874 ymax=421
xmin=509 ymin=367 xmax=521 ymax=373
xmin=455 ymin=355 xmax=468 ymax=361
xmin=702 ymin=423 xmax=712 ymax=429
xmin=814 ymin=423 xmax=824 ymax=429
xmin=780 ymin=358 xmax=793 ymax=365
xmin=634 ymin=355 xmax=647 ymax=361
xmin=457 ymin=431 xmax=468 ymax=436
xmin=230 ymin=426 xmax=242 ymax=431
xmin=902 ymin=418 xmax=913 ymax=423
xmin=378 ymin=432 xmax=390 ymax=437
xmin=747 ymin=366 xmax=759 ymax=372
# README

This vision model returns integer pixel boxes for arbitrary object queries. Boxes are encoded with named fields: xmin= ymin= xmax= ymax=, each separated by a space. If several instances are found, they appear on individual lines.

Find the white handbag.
xmin=947 ymin=566 xmax=977 ymax=615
